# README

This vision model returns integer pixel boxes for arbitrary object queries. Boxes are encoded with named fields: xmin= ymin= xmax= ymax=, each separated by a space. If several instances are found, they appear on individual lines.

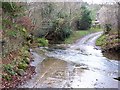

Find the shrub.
xmin=2 ymin=2 xmax=33 ymax=57
xmin=2 ymin=2 xmax=17 ymax=14
xmin=6 ymin=30 xmax=17 ymax=38
xmin=2 ymin=2 xmax=24 ymax=17
xmin=18 ymin=62 xmax=28 ymax=70
xmin=20 ymin=46 xmax=29 ymax=57
xmin=37 ymin=38 xmax=48 ymax=46
xmin=3 ymin=64 xmax=16 ymax=76
xmin=46 ymin=18 xmax=72 ymax=43
xmin=104 ymin=24 xmax=112 ymax=34
xmin=2 ymin=74 xmax=12 ymax=81
xmin=16 ymin=16 xmax=35 ymax=31
xmin=77 ymin=6 xmax=92 ymax=30
xmin=23 ymin=57 xmax=30 ymax=64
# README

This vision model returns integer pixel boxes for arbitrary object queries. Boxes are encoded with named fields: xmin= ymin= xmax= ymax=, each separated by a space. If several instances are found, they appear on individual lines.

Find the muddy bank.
xmin=102 ymin=50 xmax=120 ymax=61
xmin=101 ymin=42 xmax=120 ymax=60
xmin=99 ymin=33 xmax=120 ymax=60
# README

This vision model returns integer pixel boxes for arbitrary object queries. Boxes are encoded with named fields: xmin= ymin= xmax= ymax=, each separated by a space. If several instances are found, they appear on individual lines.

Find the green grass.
xmin=96 ymin=34 xmax=106 ymax=46
xmin=64 ymin=28 xmax=103 ymax=44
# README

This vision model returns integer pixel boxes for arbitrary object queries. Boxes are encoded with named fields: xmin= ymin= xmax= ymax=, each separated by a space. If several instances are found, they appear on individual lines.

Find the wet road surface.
xmin=20 ymin=32 xmax=120 ymax=88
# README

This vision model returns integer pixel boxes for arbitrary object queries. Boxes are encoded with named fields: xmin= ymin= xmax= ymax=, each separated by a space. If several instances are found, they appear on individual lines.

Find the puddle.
xmin=20 ymin=56 xmax=72 ymax=88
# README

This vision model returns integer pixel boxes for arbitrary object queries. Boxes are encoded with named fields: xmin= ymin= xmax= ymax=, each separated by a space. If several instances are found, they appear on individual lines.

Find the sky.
xmin=3 ymin=0 xmax=119 ymax=3
xmin=82 ymin=0 xmax=117 ymax=4
xmin=27 ymin=0 xmax=119 ymax=3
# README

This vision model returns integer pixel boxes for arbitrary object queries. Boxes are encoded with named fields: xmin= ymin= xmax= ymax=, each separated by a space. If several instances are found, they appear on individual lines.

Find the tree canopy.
xmin=77 ymin=5 xmax=92 ymax=30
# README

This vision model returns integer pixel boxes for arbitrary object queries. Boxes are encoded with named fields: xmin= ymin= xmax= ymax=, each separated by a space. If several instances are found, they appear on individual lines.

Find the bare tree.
xmin=117 ymin=2 xmax=120 ymax=33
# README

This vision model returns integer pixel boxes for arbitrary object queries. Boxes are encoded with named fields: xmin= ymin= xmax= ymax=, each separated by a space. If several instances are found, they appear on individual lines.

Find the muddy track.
xmin=19 ymin=32 xmax=120 ymax=88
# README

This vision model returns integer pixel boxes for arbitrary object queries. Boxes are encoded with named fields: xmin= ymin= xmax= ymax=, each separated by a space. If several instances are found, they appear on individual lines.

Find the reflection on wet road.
xmin=20 ymin=32 xmax=120 ymax=88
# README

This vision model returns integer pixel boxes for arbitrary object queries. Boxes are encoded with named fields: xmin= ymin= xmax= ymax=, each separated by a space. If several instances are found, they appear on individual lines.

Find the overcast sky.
xmin=27 ymin=0 xmax=119 ymax=3
xmin=82 ymin=0 xmax=117 ymax=4
xmin=4 ymin=0 xmax=119 ymax=3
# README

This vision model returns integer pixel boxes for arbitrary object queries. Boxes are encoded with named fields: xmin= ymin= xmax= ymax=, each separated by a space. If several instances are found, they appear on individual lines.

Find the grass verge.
xmin=65 ymin=28 xmax=103 ymax=44
xmin=96 ymin=34 xmax=106 ymax=46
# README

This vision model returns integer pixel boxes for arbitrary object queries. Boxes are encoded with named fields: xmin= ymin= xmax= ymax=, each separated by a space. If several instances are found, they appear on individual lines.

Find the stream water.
xmin=20 ymin=32 xmax=120 ymax=88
